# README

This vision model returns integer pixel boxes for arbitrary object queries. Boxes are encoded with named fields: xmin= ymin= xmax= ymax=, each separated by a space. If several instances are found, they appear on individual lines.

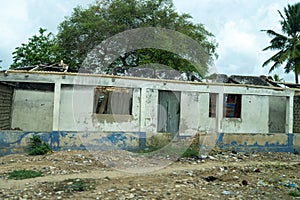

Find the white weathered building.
xmin=0 ymin=68 xmax=299 ymax=155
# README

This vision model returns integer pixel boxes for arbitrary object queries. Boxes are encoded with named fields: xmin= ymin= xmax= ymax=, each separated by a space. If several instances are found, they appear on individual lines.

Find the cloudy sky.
xmin=0 ymin=0 xmax=299 ymax=82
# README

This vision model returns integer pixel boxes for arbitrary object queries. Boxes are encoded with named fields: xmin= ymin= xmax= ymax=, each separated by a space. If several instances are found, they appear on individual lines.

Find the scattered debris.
xmin=0 ymin=150 xmax=299 ymax=199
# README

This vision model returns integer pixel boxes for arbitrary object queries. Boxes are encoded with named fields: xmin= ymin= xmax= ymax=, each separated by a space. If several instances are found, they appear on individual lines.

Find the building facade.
xmin=0 ymin=69 xmax=299 ymax=155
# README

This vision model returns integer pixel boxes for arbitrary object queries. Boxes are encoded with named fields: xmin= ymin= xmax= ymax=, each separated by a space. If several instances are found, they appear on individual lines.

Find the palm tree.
xmin=273 ymin=74 xmax=284 ymax=82
xmin=262 ymin=3 xmax=300 ymax=84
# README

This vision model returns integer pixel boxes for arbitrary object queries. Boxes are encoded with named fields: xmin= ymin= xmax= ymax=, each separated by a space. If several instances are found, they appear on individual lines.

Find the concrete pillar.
xmin=217 ymin=92 xmax=224 ymax=133
xmin=139 ymin=88 xmax=147 ymax=132
xmin=53 ymin=82 xmax=61 ymax=131
xmin=287 ymin=94 xmax=294 ymax=133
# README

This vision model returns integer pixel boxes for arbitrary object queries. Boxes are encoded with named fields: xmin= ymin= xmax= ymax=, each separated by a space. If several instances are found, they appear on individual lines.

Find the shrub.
xmin=28 ymin=135 xmax=51 ymax=155
xmin=288 ymin=189 xmax=300 ymax=197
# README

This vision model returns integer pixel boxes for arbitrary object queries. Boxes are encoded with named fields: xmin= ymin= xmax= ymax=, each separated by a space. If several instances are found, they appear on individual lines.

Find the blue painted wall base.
xmin=0 ymin=131 xmax=299 ymax=156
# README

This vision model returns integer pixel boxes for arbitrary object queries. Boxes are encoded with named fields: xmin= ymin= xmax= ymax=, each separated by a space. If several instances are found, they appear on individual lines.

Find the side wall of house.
xmin=11 ymin=89 xmax=54 ymax=131
xmin=0 ymin=84 xmax=14 ymax=130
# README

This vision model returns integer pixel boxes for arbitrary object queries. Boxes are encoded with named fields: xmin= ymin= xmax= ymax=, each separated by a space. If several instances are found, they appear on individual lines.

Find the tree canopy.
xmin=56 ymin=0 xmax=218 ymax=74
xmin=11 ymin=28 xmax=61 ymax=69
xmin=10 ymin=0 xmax=217 ymax=76
xmin=262 ymin=3 xmax=300 ymax=83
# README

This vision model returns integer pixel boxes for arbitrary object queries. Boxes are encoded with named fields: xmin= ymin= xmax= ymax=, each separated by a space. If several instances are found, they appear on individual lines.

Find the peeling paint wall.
xmin=11 ymin=89 xmax=54 ymax=131
xmin=217 ymin=133 xmax=297 ymax=152
xmin=0 ymin=131 xmax=145 ymax=156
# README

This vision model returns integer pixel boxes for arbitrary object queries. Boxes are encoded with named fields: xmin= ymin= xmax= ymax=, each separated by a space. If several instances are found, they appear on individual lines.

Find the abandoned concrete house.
xmin=0 ymin=65 xmax=299 ymax=155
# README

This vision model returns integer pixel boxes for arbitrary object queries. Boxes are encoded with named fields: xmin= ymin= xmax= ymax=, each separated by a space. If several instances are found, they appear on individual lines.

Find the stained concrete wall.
xmin=58 ymin=85 xmax=287 ymax=137
xmin=11 ymin=89 xmax=54 ymax=131
xmin=59 ymin=85 xmax=94 ymax=131
xmin=0 ymin=84 xmax=14 ymax=130
xmin=59 ymin=85 xmax=141 ymax=132
xmin=222 ymin=95 xmax=269 ymax=134
xmin=179 ymin=92 xmax=211 ymax=135
xmin=269 ymin=96 xmax=286 ymax=133
xmin=2 ymin=72 xmax=295 ymax=137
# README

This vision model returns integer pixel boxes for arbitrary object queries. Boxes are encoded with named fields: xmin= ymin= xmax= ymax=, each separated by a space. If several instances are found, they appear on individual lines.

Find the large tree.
xmin=11 ymin=28 xmax=61 ymax=69
xmin=56 ymin=0 xmax=217 ymax=74
xmin=262 ymin=3 xmax=300 ymax=83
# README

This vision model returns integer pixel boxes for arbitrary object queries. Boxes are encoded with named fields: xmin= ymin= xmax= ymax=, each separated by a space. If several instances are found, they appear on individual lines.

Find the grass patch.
xmin=50 ymin=179 xmax=96 ymax=193
xmin=8 ymin=170 xmax=42 ymax=180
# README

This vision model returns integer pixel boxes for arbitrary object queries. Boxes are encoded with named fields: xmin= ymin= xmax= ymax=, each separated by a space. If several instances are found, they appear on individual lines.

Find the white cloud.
xmin=219 ymin=20 xmax=257 ymax=54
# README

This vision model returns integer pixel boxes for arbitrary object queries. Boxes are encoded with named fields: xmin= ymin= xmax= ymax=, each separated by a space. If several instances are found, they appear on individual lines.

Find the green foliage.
xmin=56 ymin=0 xmax=217 ymax=73
xmin=262 ymin=3 xmax=300 ymax=83
xmin=273 ymin=74 xmax=284 ymax=82
xmin=8 ymin=170 xmax=42 ymax=180
xmin=181 ymin=143 xmax=199 ymax=158
xmin=288 ymin=189 xmax=300 ymax=197
xmin=62 ymin=179 xmax=95 ymax=192
xmin=28 ymin=135 xmax=51 ymax=155
xmin=11 ymin=28 xmax=61 ymax=69
xmin=0 ymin=60 xmax=2 ymax=69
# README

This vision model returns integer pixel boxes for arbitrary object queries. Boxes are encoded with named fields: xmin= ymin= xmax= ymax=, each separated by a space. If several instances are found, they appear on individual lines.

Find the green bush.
xmin=28 ymin=135 xmax=51 ymax=155
xmin=63 ymin=179 xmax=95 ymax=192
xmin=8 ymin=170 xmax=42 ymax=180
xmin=288 ymin=189 xmax=300 ymax=197
xmin=181 ymin=143 xmax=199 ymax=158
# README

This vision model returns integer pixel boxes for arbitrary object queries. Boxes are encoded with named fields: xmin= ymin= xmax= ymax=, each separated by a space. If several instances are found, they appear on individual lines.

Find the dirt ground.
xmin=0 ymin=149 xmax=299 ymax=200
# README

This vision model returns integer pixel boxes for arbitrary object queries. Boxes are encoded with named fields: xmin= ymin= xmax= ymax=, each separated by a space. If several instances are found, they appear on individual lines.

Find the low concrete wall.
xmin=216 ymin=133 xmax=298 ymax=152
xmin=0 ymin=131 xmax=145 ymax=156
xmin=0 ymin=131 xmax=299 ymax=156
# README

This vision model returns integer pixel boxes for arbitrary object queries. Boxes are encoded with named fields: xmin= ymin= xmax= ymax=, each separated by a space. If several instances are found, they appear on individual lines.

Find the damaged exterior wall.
xmin=0 ymin=71 xmax=299 ymax=155
xmin=11 ymin=89 xmax=54 ymax=131
xmin=0 ymin=84 xmax=14 ymax=130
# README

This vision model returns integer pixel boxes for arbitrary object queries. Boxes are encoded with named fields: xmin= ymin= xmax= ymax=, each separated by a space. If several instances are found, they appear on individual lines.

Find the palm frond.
xmin=262 ymin=49 xmax=289 ymax=71
xmin=262 ymin=29 xmax=288 ymax=39
xmin=284 ymin=60 xmax=294 ymax=73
